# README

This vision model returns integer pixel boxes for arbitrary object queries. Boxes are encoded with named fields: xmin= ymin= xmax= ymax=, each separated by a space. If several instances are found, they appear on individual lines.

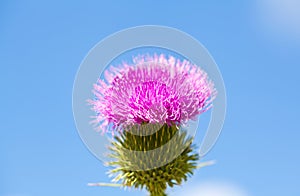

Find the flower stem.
xmin=149 ymin=189 xmax=167 ymax=196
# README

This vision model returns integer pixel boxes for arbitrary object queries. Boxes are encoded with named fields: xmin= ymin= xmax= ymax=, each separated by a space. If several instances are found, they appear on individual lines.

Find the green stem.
xmin=147 ymin=185 xmax=167 ymax=196
xmin=149 ymin=190 xmax=167 ymax=196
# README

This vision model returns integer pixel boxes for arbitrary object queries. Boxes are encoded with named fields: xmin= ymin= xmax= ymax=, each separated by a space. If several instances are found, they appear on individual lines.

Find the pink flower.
xmin=89 ymin=54 xmax=216 ymax=134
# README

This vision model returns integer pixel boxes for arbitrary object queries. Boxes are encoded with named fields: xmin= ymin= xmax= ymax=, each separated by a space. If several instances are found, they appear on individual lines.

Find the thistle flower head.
xmin=89 ymin=54 xmax=216 ymax=134
xmin=88 ymin=54 xmax=217 ymax=196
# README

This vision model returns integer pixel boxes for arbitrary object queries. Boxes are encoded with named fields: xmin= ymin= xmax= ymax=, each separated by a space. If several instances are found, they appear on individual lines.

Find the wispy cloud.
xmin=256 ymin=0 xmax=300 ymax=41
xmin=172 ymin=181 xmax=249 ymax=196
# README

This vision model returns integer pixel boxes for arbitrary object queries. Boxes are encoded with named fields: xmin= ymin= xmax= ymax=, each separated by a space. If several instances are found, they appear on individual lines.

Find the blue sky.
xmin=1 ymin=1 xmax=300 ymax=196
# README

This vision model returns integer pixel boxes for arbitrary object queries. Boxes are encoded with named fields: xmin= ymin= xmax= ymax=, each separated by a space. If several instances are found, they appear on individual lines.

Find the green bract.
xmin=108 ymin=124 xmax=199 ymax=196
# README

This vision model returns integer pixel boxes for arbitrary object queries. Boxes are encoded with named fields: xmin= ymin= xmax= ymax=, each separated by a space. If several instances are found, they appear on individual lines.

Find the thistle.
xmin=88 ymin=54 xmax=216 ymax=195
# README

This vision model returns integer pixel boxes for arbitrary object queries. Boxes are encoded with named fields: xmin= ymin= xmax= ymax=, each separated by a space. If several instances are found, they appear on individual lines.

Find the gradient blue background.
xmin=1 ymin=1 xmax=300 ymax=196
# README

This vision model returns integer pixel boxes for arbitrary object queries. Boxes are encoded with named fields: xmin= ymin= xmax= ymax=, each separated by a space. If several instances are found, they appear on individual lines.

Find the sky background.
xmin=1 ymin=0 xmax=300 ymax=196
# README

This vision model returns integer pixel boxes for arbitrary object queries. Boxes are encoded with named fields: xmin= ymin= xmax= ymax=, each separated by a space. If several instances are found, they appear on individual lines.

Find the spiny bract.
xmin=108 ymin=123 xmax=199 ymax=196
